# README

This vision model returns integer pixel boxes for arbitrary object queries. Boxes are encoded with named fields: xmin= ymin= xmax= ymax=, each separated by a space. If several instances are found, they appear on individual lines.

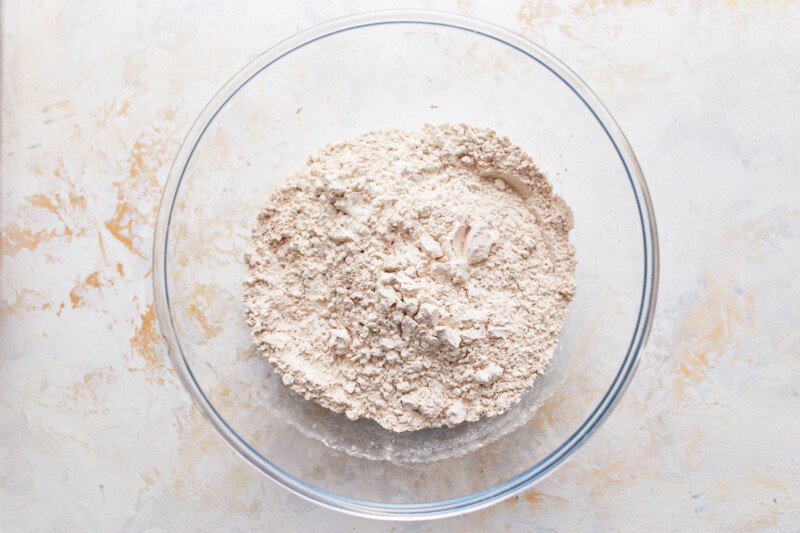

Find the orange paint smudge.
xmin=48 ymin=100 xmax=73 ymax=111
xmin=670 ymin=277 xmax=756 ymax=405
xmin=116 ymin=262 xmax=125 ymax=276
xmin=162 ymin=107 xmax=177 ymax=121
xmin=69 ymin=192 xmax=86 ymax=211
xmin=69 ymin=289 xmax=83 ymax=308
xmin=516 ymin=1 xmax=541 ymax=28
xmin=214 ymin=383 xmax=233 ymax=400
xmin=105 ymin=199 xmax=142 ymax=258
xmin=129 ymin=138 xmax=147 ymax=179
xmin=85 ymin=272 xmax=101 ymax=288
xmin=503 ymin=495 xmax=519 ymax=507
xmin=514 ymin=0 xmax=569 ymax=28
xmin=678 ymin=350 xmax=710 ymax=379
xmin=21 ymin=165 xmax=87 ymax=241
xmin=187 ymin=284 xmax=222 ymax=339
xmin=523 ymin=490 xmax=542 ymax=505
xmin=29 ymin=194 xmax=60 ymax=216
xmin=741 ymin=510 xmax=779 ymax=531
xmin=104 ymin=125 xmax=176 ymax=259
xmin=586 ymin=458 xmax=638 ymax=498
xmin=0 ymin=288 xmax=40 ymax=314
xmin=68 ymin=368 xmax=112 ymax=403
xmin=83 ymin=370 xmax=103 ymax=385
xmin=0 ymin=226 xmax=57 ymax=255
xmin=68 ymin=271 xmax=104 ymax=307
xmin=131 ymin=304 xmax=166 ymax=381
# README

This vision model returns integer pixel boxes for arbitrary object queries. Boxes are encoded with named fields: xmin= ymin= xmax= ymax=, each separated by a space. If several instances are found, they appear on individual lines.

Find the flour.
xmin=243 ymin=124 xmax=576 ymax=432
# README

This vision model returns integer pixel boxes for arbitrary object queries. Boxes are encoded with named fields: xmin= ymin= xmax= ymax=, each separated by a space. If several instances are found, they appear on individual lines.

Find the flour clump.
xmin=244 ymin=124 xmax=576 ymax=432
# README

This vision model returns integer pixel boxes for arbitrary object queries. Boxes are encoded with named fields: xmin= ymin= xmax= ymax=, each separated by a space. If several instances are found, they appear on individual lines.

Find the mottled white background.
xmin=1 ymin=1 xmax=799 ymax=531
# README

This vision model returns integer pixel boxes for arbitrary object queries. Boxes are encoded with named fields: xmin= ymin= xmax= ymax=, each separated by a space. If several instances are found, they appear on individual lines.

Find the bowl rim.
xmin=153 ymin=9 xmax=659 ymax=521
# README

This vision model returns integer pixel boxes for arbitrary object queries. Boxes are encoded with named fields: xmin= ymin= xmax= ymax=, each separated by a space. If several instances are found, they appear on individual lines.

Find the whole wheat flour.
xmin=244 ymin=124 xmax=576 ymax=432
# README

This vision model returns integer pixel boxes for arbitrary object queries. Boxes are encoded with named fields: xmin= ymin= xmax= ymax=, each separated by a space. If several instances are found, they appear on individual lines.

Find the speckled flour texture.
xmin=243 ymin=124 xmax=576 ymax=432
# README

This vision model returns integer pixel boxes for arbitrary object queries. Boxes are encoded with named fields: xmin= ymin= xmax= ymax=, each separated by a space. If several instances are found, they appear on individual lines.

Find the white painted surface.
xmin=1 ymin=1 xmax=798 ymax=531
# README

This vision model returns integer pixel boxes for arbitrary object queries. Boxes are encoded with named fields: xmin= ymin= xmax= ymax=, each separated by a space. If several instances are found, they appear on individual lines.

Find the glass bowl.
xmin=153 ymin=10 xmax=658 ymax=520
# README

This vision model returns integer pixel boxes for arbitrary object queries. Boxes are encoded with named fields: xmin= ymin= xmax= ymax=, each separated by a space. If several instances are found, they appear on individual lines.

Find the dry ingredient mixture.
xmin=244 ymin=124 xmax=575 ymax=432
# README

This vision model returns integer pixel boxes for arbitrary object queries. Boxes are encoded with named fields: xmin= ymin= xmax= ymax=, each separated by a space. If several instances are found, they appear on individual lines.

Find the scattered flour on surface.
xmin=244 ymin=124 xmax=576 ymax=432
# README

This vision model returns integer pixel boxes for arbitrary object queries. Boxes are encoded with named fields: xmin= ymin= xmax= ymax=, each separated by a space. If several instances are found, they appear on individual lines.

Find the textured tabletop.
xmin=1 ymin=1 xmax=799 ymax=531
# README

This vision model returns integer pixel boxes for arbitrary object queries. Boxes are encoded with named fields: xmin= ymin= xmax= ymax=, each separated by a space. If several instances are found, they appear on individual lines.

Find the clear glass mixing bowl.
xmin=153 ymin=11 xmax=658 ymax=520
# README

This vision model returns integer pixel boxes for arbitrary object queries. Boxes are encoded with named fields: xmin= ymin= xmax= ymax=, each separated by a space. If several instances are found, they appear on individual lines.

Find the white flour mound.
xmin=244 ymin=124 xmax=576 ymax=432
